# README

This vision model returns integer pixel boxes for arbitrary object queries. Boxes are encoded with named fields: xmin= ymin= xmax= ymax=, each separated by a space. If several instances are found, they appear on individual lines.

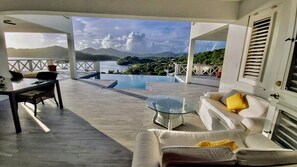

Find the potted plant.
xmin=48 ymin=65 xmax=57 ymax=71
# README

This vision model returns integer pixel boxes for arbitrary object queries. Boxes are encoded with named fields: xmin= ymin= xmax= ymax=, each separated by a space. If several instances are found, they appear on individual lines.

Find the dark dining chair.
xmin=9 ymin=70 xmax=24 ymax=81
xmin=16 ymin=72 xmax=59 ymax=116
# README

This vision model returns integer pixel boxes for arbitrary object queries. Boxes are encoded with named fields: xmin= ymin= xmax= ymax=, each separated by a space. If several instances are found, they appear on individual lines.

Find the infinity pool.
xmin=100 ymin=74 xmax=177 ymax=89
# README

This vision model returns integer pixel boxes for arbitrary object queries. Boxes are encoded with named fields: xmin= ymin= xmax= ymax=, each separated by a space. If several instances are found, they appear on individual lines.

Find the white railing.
xmin=174 ymin=63 xmax=222 ymax=75
xmin=8 ymin=58 xmax=50 ymax=72
xmin=8 ymin=58 xmax=100 ymax=72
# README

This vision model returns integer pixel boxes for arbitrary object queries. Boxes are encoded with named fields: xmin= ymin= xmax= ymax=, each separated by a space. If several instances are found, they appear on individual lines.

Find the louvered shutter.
xmin=286 ymin=45 xmax=297 ymax=93
xmin=272 ymin=110 xmax=297 ymax=149
xmin=243 ymin=16 xmax=273 ymax=80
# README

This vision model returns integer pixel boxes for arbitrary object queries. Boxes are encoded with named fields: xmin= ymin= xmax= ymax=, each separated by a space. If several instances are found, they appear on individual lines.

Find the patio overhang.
xmin=0 ymin=15 xmax=77 ymax=79
xmin=191 ymin=23 xmax=229 ymax=41
xmin=0 ymin=0 xmax=242 ymax=23
xmin=4 ymin=15 xmax=70 ymax=33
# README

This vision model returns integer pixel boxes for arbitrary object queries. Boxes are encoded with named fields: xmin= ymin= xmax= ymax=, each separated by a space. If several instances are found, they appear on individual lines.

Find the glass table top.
xmin=145 ymin=95 xmax=197 ymax=114
xmin=0 ymin=78 xmax=52 ymax=93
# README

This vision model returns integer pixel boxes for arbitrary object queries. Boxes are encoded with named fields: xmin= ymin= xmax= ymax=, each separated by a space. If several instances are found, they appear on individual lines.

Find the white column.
xmin=94 ymin=61 xmax=100 ymax=73
xmin=0 ymin=16 xmax=10 ymax=78
xmin=185 ymin=39 xmax=195 ymax=83
xmin=67 ymin=17 xmax=77 ymax=79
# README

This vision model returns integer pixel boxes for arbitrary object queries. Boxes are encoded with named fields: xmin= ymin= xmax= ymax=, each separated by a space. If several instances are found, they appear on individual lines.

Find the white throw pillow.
xmin=238 ymin=95 xmax=268 ymax=118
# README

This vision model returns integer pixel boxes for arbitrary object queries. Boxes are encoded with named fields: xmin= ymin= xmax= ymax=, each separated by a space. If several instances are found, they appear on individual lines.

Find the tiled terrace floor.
xmin=0 ymin=75 xmax=219 ymax=167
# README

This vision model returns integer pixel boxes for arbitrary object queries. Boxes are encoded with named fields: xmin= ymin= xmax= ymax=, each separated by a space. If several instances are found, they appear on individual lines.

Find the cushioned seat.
xmin=132 ymin=129 xmax=297 ymax=167
xmin=198 ymin=91 xmax=269 ymax=133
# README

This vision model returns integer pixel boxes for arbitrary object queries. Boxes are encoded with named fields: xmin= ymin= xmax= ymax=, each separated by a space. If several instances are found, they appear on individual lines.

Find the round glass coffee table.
xmin=145 ymin=95 xmax=197 ymax=130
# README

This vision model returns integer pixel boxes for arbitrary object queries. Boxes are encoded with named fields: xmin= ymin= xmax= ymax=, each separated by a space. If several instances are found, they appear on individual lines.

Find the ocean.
xmin=99 ymin=61 xmax=129 ymax=73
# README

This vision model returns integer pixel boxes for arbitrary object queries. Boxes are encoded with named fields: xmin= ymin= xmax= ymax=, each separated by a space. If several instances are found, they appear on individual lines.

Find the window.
xmin=285 ymin=41 xmax=297 ymax=93
xmin=239 ymin=10 xmax=276 ymax=86
xmin=272 ymin=110 xmax=297 ymax=149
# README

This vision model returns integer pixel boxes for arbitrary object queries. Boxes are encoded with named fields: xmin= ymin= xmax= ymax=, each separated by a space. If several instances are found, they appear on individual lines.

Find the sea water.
xmin=100 ymin=61 xmax=128 ymax=73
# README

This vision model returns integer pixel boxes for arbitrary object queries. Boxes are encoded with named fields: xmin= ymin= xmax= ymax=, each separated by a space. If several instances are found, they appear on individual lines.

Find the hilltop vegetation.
xmin=174 ymin=48 xmax=225 ymax=65
xmin=7 ymin=46 xmax=119 ymax=61
xmin=121 ymin=48 xmax=225 ymax=76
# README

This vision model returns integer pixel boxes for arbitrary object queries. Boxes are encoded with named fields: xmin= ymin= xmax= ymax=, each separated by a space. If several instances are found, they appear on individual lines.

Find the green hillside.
xmin=123 ymin=48 xmax=225 ymax=76
xmin=7 ymin=46 xmax=119 ymax=61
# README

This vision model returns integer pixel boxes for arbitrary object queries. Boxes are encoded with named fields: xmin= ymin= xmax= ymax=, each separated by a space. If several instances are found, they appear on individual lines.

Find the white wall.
xmin=191 ymin=22 xmax=227 ymax=39
xmin=0 ymin=0 xmax=239 ymax=22
xmin=219 ymin=0 xmax=291 ymax=99
xmin=0 ymin=16 xmax=10 ymax=78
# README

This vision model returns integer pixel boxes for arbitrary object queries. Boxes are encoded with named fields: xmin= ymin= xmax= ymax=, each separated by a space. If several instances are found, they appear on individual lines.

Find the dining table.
xmin=0 ymin=78 xmax=63 ymax=133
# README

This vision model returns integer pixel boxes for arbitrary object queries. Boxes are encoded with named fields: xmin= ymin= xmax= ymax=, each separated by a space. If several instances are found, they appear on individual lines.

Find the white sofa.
xmin=198 ymin=91 xmax=269 ymax=132
xmin=131 ymin=129 xmax=297 ymax=167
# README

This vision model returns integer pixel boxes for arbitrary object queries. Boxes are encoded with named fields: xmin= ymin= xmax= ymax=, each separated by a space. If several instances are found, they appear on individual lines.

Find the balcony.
xmin=0 ymin=61 xmax=220 ymax=166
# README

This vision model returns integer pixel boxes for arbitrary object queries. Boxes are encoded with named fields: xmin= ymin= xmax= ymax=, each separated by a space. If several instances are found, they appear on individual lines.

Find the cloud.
xmin=101 ymin=34 xmax=124 ymax=50
xmin=195 ymin=41 xmax=226 ymax=53
xmin=100 ymin=32 xmax=148 ymax=53
xmin=5 ymin=33 xmax=67 ymax=49
xmin=126 ymin=32 xmax=147 ymax=53
xmin=98 ymin=31 xmax=195 ymax=54
xmin=72 ymin=17 xmax=193 ymax=53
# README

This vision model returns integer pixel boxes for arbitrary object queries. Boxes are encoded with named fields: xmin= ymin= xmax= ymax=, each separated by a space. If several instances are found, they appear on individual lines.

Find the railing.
xmin=174 ymin=63 xmax=222 ymax=75
xmin=9 ymin=58 xmax=50 ymax=72
xmin=8 ymin=58 xmax=220 ymax=76
xmin=8 ymin=58 xmax=100 ymax=72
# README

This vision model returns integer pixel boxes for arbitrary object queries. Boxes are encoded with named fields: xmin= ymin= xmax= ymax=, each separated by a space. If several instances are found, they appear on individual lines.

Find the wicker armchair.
xmin=16 ymin=72 xmax=59 ymax=116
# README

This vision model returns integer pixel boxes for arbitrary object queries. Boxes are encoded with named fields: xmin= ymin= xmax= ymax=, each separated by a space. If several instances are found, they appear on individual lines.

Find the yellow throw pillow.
xmin=195 ymin=139 xmax=239 ymax=151
xmin=226 ymin=93 xmax=248 ymax=112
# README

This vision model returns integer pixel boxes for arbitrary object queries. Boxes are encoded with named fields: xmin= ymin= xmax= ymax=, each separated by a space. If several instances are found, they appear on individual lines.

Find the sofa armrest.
xmin=161 ymin=146 xmax=236 ymax=167
xmin=132 ymin=130 xmax=161 ymax=167
xmin=235 ymin=148 xmax=297 ymax=166
xmin=241 ymin=117 xmax=266 ymax=134
xmin=201 ymin=92 xmax=225 ymax=101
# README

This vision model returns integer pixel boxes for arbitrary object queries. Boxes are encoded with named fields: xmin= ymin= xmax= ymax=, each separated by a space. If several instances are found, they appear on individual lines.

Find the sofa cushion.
xmin=238 ymin=95 xmax=269 ymax=118
xmin=150 ymin=129 xmax=248 ymax=149
xmin=226 ymin=93 xmax=248 ymax=112
xmin=220 ymin=89 xmax=239 ymax=106
xmin=244 ymin=133 xmax=282 ymax=149
xmin=235 ymin=148 xmax=297 ymax=166
xmin=161 ymin=146 xmax=236 ymax=167
xmin=241 ymin=117 xmax=266 ymax=134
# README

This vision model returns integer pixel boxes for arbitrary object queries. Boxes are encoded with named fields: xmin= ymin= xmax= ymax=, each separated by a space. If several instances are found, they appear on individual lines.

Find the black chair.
xmin=9 ymin=70 xmax=24 ymax=81
xmin=16 ymin=72 xmax=59 ymax=116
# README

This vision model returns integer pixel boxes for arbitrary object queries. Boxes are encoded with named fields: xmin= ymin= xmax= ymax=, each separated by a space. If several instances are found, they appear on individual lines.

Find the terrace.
xmin=1 ymin=0 xmax=297 ymax=166
xmin=0 ymin=72 xmax=219 ymax=166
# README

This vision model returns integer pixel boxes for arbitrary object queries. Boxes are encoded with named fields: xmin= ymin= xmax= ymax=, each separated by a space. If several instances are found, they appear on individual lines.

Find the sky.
xmin=5 ymin=17 xmax=226 ymax=54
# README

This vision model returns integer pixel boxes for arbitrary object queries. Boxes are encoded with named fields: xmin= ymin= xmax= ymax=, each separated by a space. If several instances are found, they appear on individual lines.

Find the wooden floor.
xmin=0 ymin=75 xmax=219 ymax=167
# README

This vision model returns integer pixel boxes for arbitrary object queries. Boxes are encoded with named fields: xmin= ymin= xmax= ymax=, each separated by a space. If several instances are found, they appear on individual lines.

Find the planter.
xmin=216 ymin=71 xmax=221 ymax=78
xmin=48 ymin=65 xmax=57 ymax=72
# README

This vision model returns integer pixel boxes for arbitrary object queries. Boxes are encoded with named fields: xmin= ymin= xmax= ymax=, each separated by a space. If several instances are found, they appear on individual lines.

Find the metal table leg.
xmin=9 ymin=93 xmax=21 ymax=133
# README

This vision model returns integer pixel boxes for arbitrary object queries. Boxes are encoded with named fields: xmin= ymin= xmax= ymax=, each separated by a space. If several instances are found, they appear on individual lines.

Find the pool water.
xmin=100 ymin=74 xmax=177 ymax=89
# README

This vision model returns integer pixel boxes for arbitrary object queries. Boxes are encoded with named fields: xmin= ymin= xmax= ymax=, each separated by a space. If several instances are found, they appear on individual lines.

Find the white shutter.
xmin=239 ymin=11 xmax=275 ymax=86
xmin=243 ymin=17 xmax=271 ymax=79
